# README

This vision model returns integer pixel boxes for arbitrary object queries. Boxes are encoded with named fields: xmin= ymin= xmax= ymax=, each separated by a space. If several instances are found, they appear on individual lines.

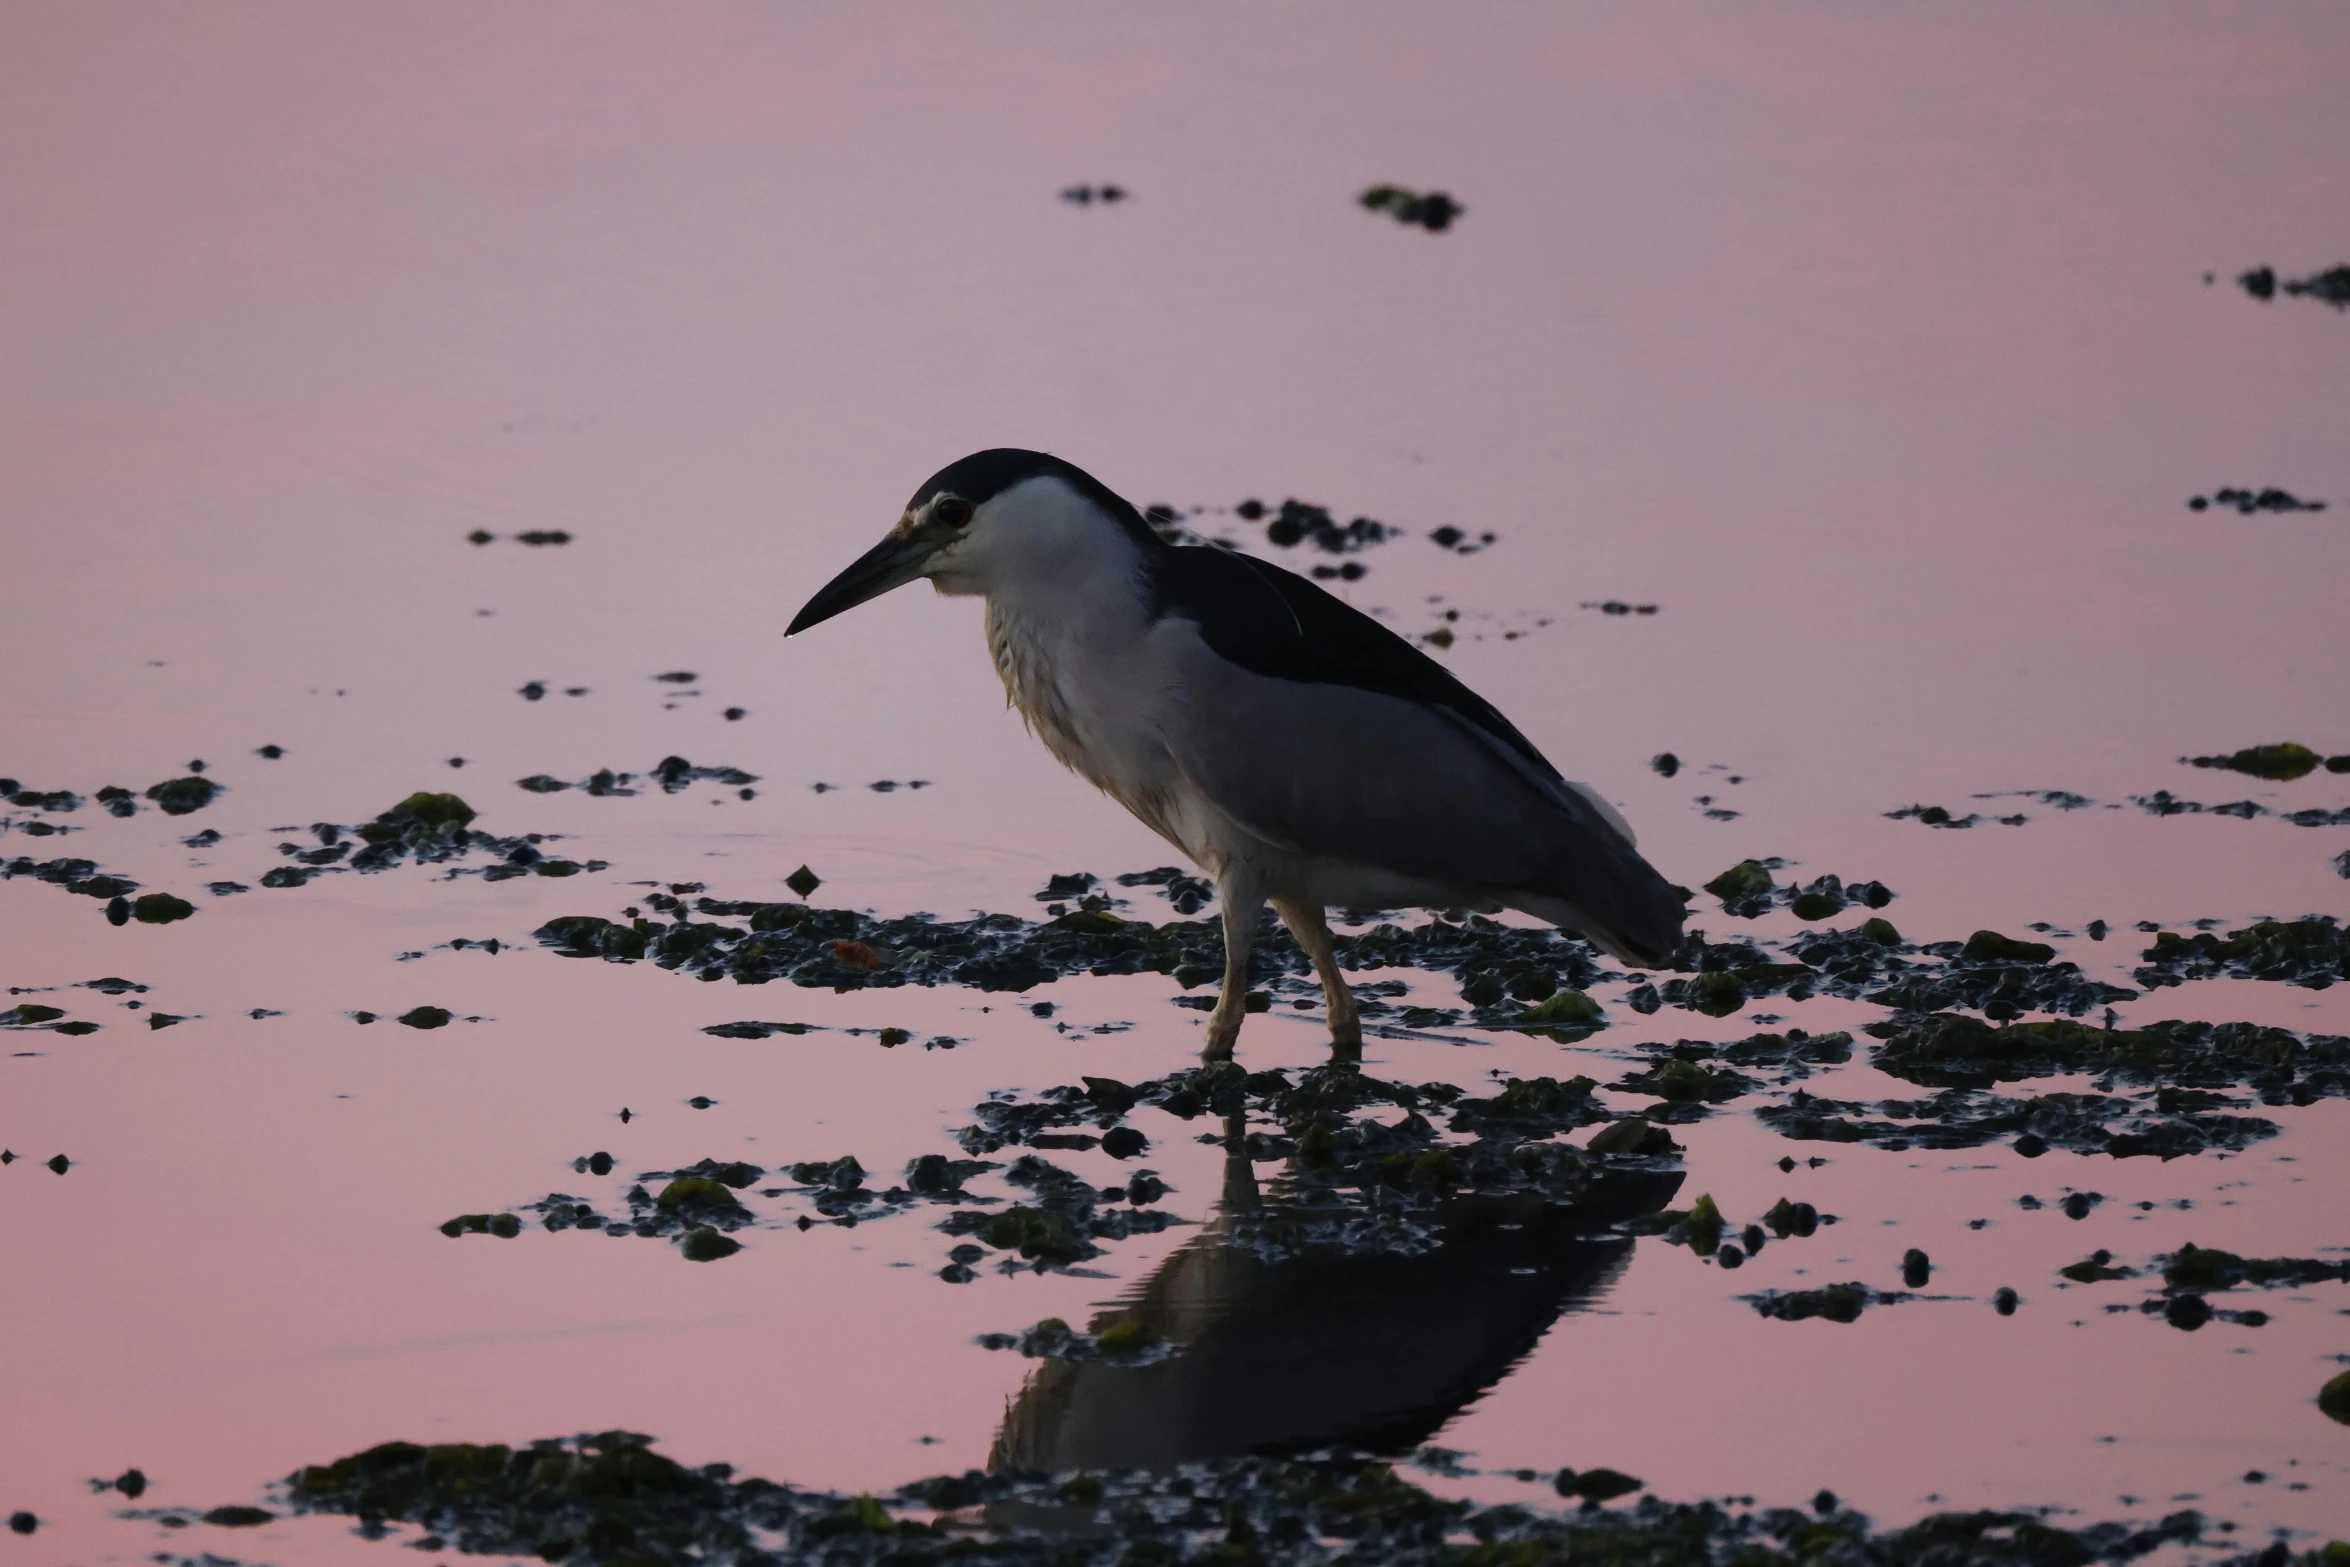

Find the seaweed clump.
xmin=1737 ymin=1015 xmax=2325 ymax=1158
xmin=1360 ymin=183 xmax=1464 ymax=231
xmin=2187 ymin=488 xmax=2329 ymax=515
xmin=2158 ymin=1243 xmax=2350 ymax=1292
xmin=144 ymin=776 xmax=221 ymax=815
xmin=532 ymin=896 xmax=1612 ymax=1015
xmin=2237 ymin=263 xmax=2350 ymax=307
xmin=1747 ymin=1282 xmax=1898 ymax=1323
xmin=517 ymin=758 xmax=758 ymax=796
xmin=2185 ymin=743 xmax=2344 ymax=781
xmin=1701 ymin=860 xmax=1894 ymax=921
xmin=2135 ymin=918 xmax=2349 ymax=991
xmin=274 ymin=1435 xmax=2238 ymax=1567
xmin=252 ymin=794 xmax=604 ymax=887
xmin=1868 ymin=1011 xmax=2348 ymax=1093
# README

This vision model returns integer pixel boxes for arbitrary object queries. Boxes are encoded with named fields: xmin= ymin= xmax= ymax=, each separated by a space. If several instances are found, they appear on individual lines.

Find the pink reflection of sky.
xmin=4 ymin=2 xmax=2350 ymax=1560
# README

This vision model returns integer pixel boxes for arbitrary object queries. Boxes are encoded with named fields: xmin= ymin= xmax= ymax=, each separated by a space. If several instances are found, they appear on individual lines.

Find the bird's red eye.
xmin=934 ymin=496 xmax=973 ymax=528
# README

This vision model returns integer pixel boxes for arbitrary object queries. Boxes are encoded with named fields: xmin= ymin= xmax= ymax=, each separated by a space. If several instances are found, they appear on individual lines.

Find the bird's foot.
xmin=1201 ymin=1010 xmax=1244 ymax=1060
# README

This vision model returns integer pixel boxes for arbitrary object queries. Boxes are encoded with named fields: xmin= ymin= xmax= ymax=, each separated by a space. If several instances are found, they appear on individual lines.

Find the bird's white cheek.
xmin=926 ymin=559 xmax=983 ymax=598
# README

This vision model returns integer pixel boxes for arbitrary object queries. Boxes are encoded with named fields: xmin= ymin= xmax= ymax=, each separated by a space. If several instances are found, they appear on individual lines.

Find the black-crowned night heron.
xmin=788 ymin=449 xmax=1685 ymax=1057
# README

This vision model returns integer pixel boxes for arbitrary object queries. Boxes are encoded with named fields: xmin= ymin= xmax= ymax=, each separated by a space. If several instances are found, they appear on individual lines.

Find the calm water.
xmin=4 ymin=4 xmax=2347 ymax=1561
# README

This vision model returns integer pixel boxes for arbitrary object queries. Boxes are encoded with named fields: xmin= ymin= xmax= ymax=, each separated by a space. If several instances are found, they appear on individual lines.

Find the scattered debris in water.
xmin=517 ymin=758 xmax=758 ymax=795
xmin=466 ymin=528 xmax=572 ymax=545
xmin=2187 ymin=488 xmax=2328 ymax=514
xmin=2134 ymin=917 xmax=2348 ymax=990
xmin=1747 ymin=1281 xmax=1903 ymax=1322
xmin=2130 ymin=790 xmax=2350 ymax=826
xmin=2235 ymin=262 xmax=2350 ymax=307
xmin=1360 ymin=183 xmax=1464 ymax=231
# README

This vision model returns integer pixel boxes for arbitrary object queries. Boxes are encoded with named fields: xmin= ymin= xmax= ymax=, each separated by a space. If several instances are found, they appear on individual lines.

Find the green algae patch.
xmin=2060 ymin=1250 xmax=2138 ymax=1284
xmin=439 ymin=1213 xmax=522 ymax=1238
xmin=131 ymin=893 xmax=195 ymax=924
xmin=1555 ymin=1467 xmax=1645 ymax=1503
xmin=2322 ymin=1372 xmax=2350 ymax=1425
xmin=1748 ymin=1281 xmax=1891 ymax=1323
xmin=1586 ymin=1116 xmax=1679 ymax=1157
xmin=1518 ymin=987 xmax=1602 ymax=1026
xmin=144 ymin=776 xmax=222 ymax=815
xmin=656 ymin=1176 xmax=738 ymax=1211
xmin=2135 ymin=917 xmax=2349 ymax=990
xmin=1360 ymin=183 xmax=1464 ymax=231
xmin=2 ymin=1004 xmax=65 ymax=1026
xmin=1868 ymin=1012 xmax=2349 ymax=1092
xmin=1962 ymin=930 xmax=2054 ymax=965
xmin=1705 ymin=860 xmax=1775 ymax=903
xmin=367 ymin=792 xmax=476 ymax=835
xmin=2160 ymin=1243 xmax=2349 ymax=1292
xmin=2188 ymin=743 xmax=2324 ymax=782
xmin=1683 ymin=1194 xmax=1724 ymax=1256
xmin=978 ymin=1314 xmax=1172 ymax=1363
xmin=678 ymin=1225 xmax=741 ymax=1261
xmin=397 ymin=1005 xmax=453 ymax=1029
xmin=945 ymin=1204 xmax=1091 ymax=1266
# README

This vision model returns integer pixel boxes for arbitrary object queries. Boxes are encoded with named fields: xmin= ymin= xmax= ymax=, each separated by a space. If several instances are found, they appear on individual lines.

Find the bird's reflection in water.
xmin=992 ymin=1113 xmax=1682 ymax=1473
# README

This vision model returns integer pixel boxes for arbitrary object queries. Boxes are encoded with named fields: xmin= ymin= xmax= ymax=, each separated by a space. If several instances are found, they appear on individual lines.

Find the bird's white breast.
xmin=944 ymin=485 xmax=1187 ymax=843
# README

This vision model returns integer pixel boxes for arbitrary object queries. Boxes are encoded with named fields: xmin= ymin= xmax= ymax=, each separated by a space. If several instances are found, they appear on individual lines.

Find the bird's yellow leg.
xmin=1274 ymin=899 xmax=1361 ymax=1059
xmin=1202 ymin=881 xmax=1265 ymax=1061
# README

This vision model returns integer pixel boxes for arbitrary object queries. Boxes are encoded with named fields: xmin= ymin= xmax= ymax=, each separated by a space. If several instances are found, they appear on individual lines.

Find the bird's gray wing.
xmin=1159 ymin=628 xmax=1680 ymax=954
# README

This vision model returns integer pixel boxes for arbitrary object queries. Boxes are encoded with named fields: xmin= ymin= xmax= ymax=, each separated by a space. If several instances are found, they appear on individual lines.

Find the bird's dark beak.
xmin=786 ymin=528 xmax=939 ymax=636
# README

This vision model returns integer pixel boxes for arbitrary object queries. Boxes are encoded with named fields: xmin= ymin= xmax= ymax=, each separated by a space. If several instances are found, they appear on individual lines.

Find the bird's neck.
xmin=978 ymin=535 xmax=1166 ymax=813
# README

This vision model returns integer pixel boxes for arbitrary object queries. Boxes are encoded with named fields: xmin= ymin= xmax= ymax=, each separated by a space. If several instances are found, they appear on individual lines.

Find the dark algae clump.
xmin=143 ymin=775 xmax=221 ymax=815
xmin=1359 ymin=183 xmax=1464 ymax=232
xmin=272 ymin=1435 xmax=2246 ymax=1567
xmin=2236 ymin=262 xmax=2350 ymax=308
xmin=2135 ymin=918 xmax=2349 ymax=990
xmin=2185 ymin=743 xmax=2340 ymax=780
xmin=2158 ymin=1243 xmax=2350 ymax=1292
xmin=2186 ymin=488 xmax=2328 ymax=515
xmin=1747 ymin=1282 xmax=1899 ymax=1323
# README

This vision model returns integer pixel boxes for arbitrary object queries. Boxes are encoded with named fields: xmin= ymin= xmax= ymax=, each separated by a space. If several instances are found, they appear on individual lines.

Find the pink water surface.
xmin=3 ymin=4 xmax=2348 ymax=1562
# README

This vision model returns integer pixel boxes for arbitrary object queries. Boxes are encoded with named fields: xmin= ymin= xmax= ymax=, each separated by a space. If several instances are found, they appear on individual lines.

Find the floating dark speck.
xmin=1360 ymin=184 xmax=1464 ymax=232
